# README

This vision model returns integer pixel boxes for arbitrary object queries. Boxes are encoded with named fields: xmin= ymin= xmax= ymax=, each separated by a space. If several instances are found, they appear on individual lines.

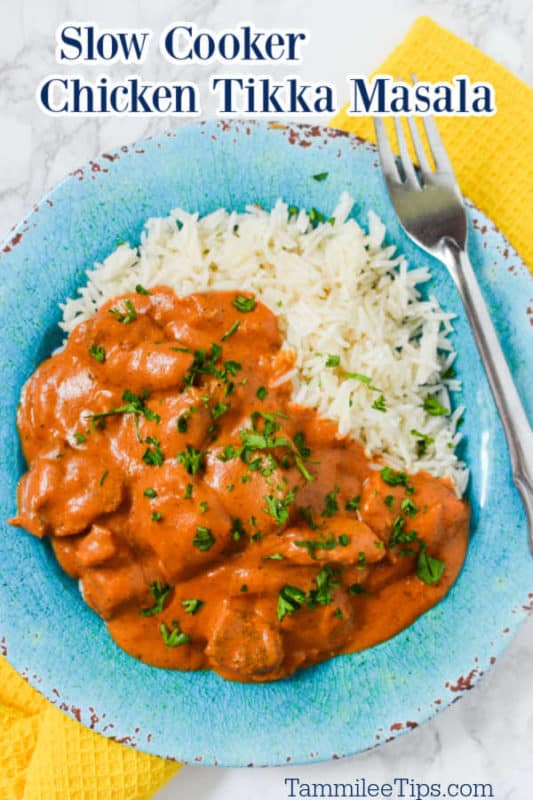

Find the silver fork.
xmin=374 ymin=113 xmax=533 ymax=549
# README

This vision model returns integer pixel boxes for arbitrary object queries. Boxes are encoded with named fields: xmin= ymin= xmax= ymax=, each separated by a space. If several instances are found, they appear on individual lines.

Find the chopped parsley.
xmin=345 ymin=495 xmax=361 ymax=511
xmin=344 ymin=372 xmax=381 ymax=392
xmin=442 ymin=365 xmax=456 ymax=380
xmin=312 ymin=171 xmax=329 ymax=182
xmin=423 ymin=395 xmax=449 ymax=416
xmin=144 ymin=487 xmax=157 ymax=498
xmin=325 ymin=354 xmax=340 ymax=367
xmin=338 ymin=533 xmax=350 ymax=547
xmin=416 ymin=543 xmax=445 ymax=585
xmin=88 ymin=343 xmax=105 ymax=363
xmin=135 ymin=283 xmax=151 ymax=295
xmin=410 ymin=428 xmax=435 ymax=457
xmin=263 ymin=487 xmax=297 ymax=525
xmin=299 ymin=505 xmax=320 ymax=531
xmin=211 ymin=402 xmax=229 ymax=420
xmin=99 ymin=470 xmax=109 ymax=486
xmin=256 ymin=386 xmax=268 ymax=401
xmin=89 ymin=389 xmax=160 ymax=426
xmin=232 ymin=295 xmax=256 ymax=313
xmin=193 ymin=526 xmax=215 ymax=551
xmin=308 ymin=207 xmax=325 ymax=226
xmin=349 ymin=583 xmax=370 ymax=596
xmin=334 ymin=608 xmax=344 ymax=619
xmin=263 ymin=553 xmax=285 ymax=560
xmin=308 ymin=566 xmax=340 ymax=608
xmin=277 ymin=585 xmax=307 ymax=621
xmin=384 ymin=494 xmax=395 ymax=509
xmin=109 ymin=299 xmax=137 ymax=324
xmin=199 ymin=501 xmax=208 ymax=513
xmin=358 ymin=551 xmax=367 ymax=566
xmin=142 ymin=436 xmax=164 ymax=466
xmin=184 ymin=483 xmax=193 ymax=499
xmin=183 ymin=342 xmax=242 ymax=389
xmin=322 ymin=486 xmax=340 ymax=518
xmin=294 ymin=533 xmax=336 ymax=559
xmin=177 ymin=446 xmax=204 ymax=475
xmin=181 ymin=598 xmax=204 ymax=615
xmin=372 ymin=394 xmax=387 ymax=412
xmin=221 ymin=320 xmax=240 ymax=341
xmin=177 ymin=413 xmax=189 ymax=433
xmin=288 ymin=205 xmax=299 ymax=219
xmin=151 ymin=510 xmax=162 ymax=522
xmin=160 ymin=621 xmax=190 ymax=648
xmin=240 ymin=584 xmax=248 ymax=592
xmin=381 ymin=467 xmax=409 ymax=487
xmin=140 ymin=582 xmax=172 ymax=616
xmin=74 ymin=432 xmax=86 ymax=444
xmin=401 ymin=498 xmax=418 ymax=517
xmin=293 ymin=431 xmax=311 ymax=459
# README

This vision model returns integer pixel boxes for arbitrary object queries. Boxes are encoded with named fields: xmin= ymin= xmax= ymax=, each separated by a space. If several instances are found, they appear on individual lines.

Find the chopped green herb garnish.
xmin=345 ymin=495 xmax=361 ymax=511
xmin=299 ymin=505 xmax=320 ymax=531
xmin=423 ymin=395 xmax=449 ymax=416
xmin=384 ymin=494 xmax=395 ymax=509
xmin=358 ymin=551 xmax=367 ymax=566
xmin=442 ymin=365 xmax=456 ymax=380
xmin=338 ymin=534 xmax=350 ymax=547
xmin=256 ymin=387 xmax=267 ymax=402
xmin=226 ymin=484 xmax=235 ymax=492
xmin=410 ymin=428 xmax=435 ymax=457
xmin=401 ymin=498 xmax=418 ymax=517
xmin=142 ymin=436 xmax=164 ymax=466
xmin=144 ymin=487 xmax=157 ymax=498
xmin=380 ymin=467 xmax=409 ymax=487
xmin=193 ymin=526 xmax=215 ymax=551
xmin=221 ymin=320 xmax=240 ymax=341
xmin=308 ymin=565 xmax=340 ymax=608
xmin=277 ymin=585 xmax=307 ymax=621
xmin=263 ymin=553 xmax=285 ymax=560
xmin=89 ymin=389 xmax=160 ymax=426
xmin=349 ymin=583 xmax=370 ymax=596
xmin=294 ymin=533 xmax=336 ymax=559
xmin=99 ymin=470 xmax=109 ymax=486
xmin=372 ymin=394 xmax=387 ymax=412
xmin=293 ymin=431 xmax=311 ymax=460
xmin=240 ymin=584 xmax=248 ymax=592
xmin=322 ymin=485 xmax=340 ymax=518
xmin=288 ymin=205 xmax=299 ymax=219
xmin=88 ymin=343 xmax=105 ymax=363
xmin=135 ymin=283 xmax=151 ymax=295
xmin=334 ymin=608 xmax=344 ymax=618
xmin=263 ymin=487 xmax=297 ymax=526
xmin=140 ymin=582 xmax=172 ymax=616
xmin=181 ymin=598 xmax=204 ymax=615
xmin=312 ymin=171 xmax=329 ymax=182
xmin=184 ymin=483 xmax=193 ymax=499
xmin=74 ymin=432 xmax=86 ymax=444
xmin=177 ymin=413 xmax=189 ymax=433
xmin=160 ymin=621 xmax=190 ymax=648
xmin=232 ymin=295 xmax=256 ymax=313
xmin=151 ymin=510 xmax=162 ymax=522
xmin=416 ymin=543 xmax=445 ymax=585
xmin=344 ymin=372 xmax=381 ymax=392
xmin=199 ymin=501 xmax=208 ymax=513
xmin=325 ymin=354 xmax=340 ymax=367
xmin=308 ymin=207 xmax=325 ymax=226
xmin=211 ymin=402 xmax=229 ymax=420
xmin=177 ymin=446 xmax=204 ymax=475
xmin=109 ymin=299 xmax=137 ymax=324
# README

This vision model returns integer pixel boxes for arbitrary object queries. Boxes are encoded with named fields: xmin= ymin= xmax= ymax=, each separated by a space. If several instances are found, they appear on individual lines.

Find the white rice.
xmin=59 ymin=194 xmax=468 ymax=494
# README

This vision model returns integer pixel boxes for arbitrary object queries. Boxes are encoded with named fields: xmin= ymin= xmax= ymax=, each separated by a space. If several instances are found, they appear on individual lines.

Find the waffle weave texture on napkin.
xmin=0 ymin=658 xmax=180 ymax=798
xmin=1 ymin=14 xmax=532 ymax=800
xmin=330 ymin=16 xmax=533 ymax=272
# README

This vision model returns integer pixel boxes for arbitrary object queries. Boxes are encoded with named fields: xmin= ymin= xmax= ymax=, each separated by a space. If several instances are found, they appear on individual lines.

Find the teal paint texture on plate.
xmin=0 ymin=120 xmax=531 ymax=766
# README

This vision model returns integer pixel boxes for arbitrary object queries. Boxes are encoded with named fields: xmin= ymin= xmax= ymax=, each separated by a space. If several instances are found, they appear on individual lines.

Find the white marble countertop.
xmin=1 ymin=0 xmax=532 ymax=798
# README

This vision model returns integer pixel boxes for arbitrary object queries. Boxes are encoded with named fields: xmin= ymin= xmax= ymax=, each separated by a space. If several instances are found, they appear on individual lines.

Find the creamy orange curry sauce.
xmin=11 ymin=287 xmax=469 ymax=682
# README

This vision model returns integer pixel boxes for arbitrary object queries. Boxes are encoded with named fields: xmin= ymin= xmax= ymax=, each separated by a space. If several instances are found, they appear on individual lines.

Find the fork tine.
xmin=410 ymin=73 xmax=456 ymax=176
xmin=420 ymin=116 xmax=455 ymax=175
xmin=393 ymin=117 xmax=419 ymax=187
xmin=406 ymin=117 xmax=432 ymax=177
xmin=373 ymin=118 xmax=400 ymax=182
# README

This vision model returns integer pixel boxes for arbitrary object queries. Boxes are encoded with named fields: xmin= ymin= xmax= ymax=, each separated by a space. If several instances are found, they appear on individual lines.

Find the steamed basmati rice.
xmin=60 ymin=194 xmax=468 ymax=494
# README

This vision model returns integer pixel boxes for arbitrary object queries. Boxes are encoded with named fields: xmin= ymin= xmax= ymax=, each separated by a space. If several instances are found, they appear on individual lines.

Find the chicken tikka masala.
xmin=11 ymin=287 xmax=469 ymax=682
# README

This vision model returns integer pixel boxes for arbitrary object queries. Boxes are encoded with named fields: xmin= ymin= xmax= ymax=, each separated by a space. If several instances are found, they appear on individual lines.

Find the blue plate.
xmin=0 ymin=120 xmax=531 ymax=766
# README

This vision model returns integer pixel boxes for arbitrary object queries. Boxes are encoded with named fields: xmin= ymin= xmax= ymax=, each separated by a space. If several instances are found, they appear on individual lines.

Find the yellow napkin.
xmin=0 ymin=657 xmax=180 ymax=798
xmin=330 ymin=16 xmax=533 ymax=271
xmin=2 ymin=16 xmax=532 ymax=800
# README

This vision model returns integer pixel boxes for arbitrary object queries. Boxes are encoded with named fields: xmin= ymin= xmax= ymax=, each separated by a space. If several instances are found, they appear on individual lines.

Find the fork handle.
xmin=441 ymin=240 xmax=533 ymax=547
